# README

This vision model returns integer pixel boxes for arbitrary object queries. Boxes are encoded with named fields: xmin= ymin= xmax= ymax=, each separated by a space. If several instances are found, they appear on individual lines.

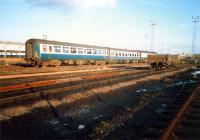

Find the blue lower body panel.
xmin=110 ymin=56 xmax=141 ymax=60
xmin=40 ymin=53 xmax=108 ymax=60
xmin=40 ymin=53 xmax=145 ymax=61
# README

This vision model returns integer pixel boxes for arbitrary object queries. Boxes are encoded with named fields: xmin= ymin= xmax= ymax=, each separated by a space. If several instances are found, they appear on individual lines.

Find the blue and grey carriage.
xmin=25 ymin=38 xmax=155 ymax=66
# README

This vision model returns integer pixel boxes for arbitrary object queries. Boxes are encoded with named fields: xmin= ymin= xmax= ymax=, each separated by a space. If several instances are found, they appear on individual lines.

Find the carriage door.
xmin=26 ymin=42 xmax=34 ymax=58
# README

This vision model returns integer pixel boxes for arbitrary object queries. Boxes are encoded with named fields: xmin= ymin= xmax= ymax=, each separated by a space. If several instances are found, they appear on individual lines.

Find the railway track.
xmin=140 ymin=84 xmax=200 ymax=140
xmin=0 ymin=66 xmax=191 ymax=106
xmin=161 ymin=85 xmax=200 ymax=140
xmin=0 ymin=67 xmax=145 ymax=87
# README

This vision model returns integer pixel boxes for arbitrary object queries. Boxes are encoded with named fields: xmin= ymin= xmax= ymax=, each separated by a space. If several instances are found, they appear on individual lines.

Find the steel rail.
xmin=0 ymin=67 xmax=187 ymax=106
xmin=160 ymin=85 xmax=200 ymax=140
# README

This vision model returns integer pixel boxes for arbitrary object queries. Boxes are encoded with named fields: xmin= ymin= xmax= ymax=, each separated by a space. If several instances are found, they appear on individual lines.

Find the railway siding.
xmin=0 ymin=67 xmax=190 ymax=105
xmin=0 ymin=65 xmax=199 ymax=139
xmin=0 ymin=66 xmax=194 ymax=116
xmin=161 ymin=85 xmax=200 ymax=140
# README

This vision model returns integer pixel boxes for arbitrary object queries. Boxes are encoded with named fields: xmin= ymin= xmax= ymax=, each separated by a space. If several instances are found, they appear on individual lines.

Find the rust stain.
xmin=82 ymin=72 xmax=116 ymax=80
xmin=0 ymin=80 xmax=56 ymax=92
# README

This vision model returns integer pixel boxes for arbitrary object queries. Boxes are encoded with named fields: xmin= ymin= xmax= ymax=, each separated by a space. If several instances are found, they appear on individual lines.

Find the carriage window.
xmin=87 ymin=49 xmax=92 ymax=54
xmin=53 ymin=46 xmax=61 ymax=53
xmin=111 ymin=51 xmax=115 ymax=56
xmin=92 ymin=49 xmax=97 ymax=54
xmin=43 ymin=45 xmax=47 ymax=52
xmin=102 ymin=50 xmax=106 ymax=55
xmin=97 ymin=50 xmax=101 ymax=55
xmin=78 ymin=48 xmax=83 ymax=54
xmin=84 ymin=48 xmax=87 ymax=54
xmin=71 ymin=47 xmax=77 ymax=53
xmin=114 ymin=51 xmax=117 ymax=56
xmin=49 ymin=46 xmax=52 ymax=52
xmin=63 ymin=46 xmax=69 ymax=53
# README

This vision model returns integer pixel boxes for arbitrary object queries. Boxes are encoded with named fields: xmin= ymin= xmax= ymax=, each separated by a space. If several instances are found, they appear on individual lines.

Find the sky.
xmin=0 ymin=0 xmax=200 ymax=54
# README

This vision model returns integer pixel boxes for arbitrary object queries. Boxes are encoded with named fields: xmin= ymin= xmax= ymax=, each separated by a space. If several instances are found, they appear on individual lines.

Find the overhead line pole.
xmin=43 ymin=34 xmax=47 ymax=40
xmin=145 ymin=34 xmax=148 ymax=51
xmin=192 ymin=16 xmax=199 ymax=55
xmin=150 ymin=20 xmax=156 ymax=52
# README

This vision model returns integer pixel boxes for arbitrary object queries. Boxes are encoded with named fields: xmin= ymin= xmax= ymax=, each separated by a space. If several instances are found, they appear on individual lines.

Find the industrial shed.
xmin=0 ymin=40 xmax=25 ymax=58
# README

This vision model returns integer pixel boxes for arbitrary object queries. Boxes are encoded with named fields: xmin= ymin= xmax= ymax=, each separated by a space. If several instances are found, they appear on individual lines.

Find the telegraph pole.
xmin=192 ymin=16 xmax=199 ymax=54
xmin=150 ymin=20 xmax=156 ymax=52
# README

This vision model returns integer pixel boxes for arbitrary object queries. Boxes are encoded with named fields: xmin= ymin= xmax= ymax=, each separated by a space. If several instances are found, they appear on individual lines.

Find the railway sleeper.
xmin=179 ymin=119 xmax=200 ymax=128
xmin=188 ymin=107 xmax=200 ymax=114
xmin=166 ymin=105 xmax=182 ymax=111
xmin=184 ymin=113 xmax=200 ymax=121
xmin=172 ymin=101 xmax=186 ymax=106
xmin=190 ymin=102 xmax=200 ymax=108
xmin=147 ymin=121 xmax=168 ymax=129
xmin=142 ymin=127 xmax=163 ymax=138
xmin=159 ymin=113 xmax=176 ymax=121
xmin=174 ymin=127 xmax=200 ymax=139
xmin=161 ymin=109 xmax=178 ymax=115
xmin=0 ymin=80 xmax=84 ymax=99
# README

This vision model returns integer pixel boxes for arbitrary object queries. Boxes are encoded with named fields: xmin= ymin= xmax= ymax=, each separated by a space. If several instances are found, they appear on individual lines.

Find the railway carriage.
xmin=25 ymin=38 xmax=155 ymax=66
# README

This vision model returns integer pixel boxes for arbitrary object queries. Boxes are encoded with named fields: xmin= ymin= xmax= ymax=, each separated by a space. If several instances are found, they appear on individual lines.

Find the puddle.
xmin=173 ymin=80 xmax=197 ymax=86
xmin=155 ymin=108 xmax=166 ymax=114
xmin=155 ymin=104 xmax=167 ymax=114
xmin=136 ymin=89 xmax=147 ymax=93
xmin=161 ymin=104 xmax=167 ymax=108
xmin=78 ymin=125 xmax=85 ymax=130
xmin=94 ymin=114 xmax=103 ymax=120
xmin=191 ymin=70 xmax=200 ymax=76
xmin=135 ymin=87 xmax=162 ymax=93
xmin=49 ymin=119 xmax=59 ymax=125
xmin=79 ymin=109 xmax=90 ymax=114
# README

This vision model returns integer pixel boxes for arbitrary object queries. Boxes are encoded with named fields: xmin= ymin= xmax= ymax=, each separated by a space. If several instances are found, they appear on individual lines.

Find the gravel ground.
xmin=0 ymin=63 xmax=149 ymax=76
xmin=0 ymin=67 xmax=199 ymax=140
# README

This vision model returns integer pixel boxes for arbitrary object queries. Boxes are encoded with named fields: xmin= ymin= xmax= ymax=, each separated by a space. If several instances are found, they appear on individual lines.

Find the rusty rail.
xmin=0 ymin=67 xmax=182 ymax=93
xmin=0 ymin=80 xmax=56 ymax=92
xmin=160 ymin=85 xmax=200 ymax=140
xmin=0 ymin=66 xmax=187 ymax=105
xmin=0 ymin=85 xmax=82 ymax=105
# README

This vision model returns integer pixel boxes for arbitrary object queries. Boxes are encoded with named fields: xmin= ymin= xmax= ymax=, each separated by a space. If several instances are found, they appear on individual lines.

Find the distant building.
xmin=177 ymin=54 xmax=187 ymax=61
xmin=0 ymin=40 xmax=25 ymax=58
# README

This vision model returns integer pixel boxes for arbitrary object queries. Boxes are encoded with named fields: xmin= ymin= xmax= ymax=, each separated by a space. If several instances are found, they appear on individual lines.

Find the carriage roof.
xmin=26 ymin=38 xmax=156 ymax=53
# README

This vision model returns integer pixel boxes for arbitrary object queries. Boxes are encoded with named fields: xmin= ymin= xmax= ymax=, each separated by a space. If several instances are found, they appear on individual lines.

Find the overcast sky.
xmin=0 ymin=0 xmax=200 ymax=54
